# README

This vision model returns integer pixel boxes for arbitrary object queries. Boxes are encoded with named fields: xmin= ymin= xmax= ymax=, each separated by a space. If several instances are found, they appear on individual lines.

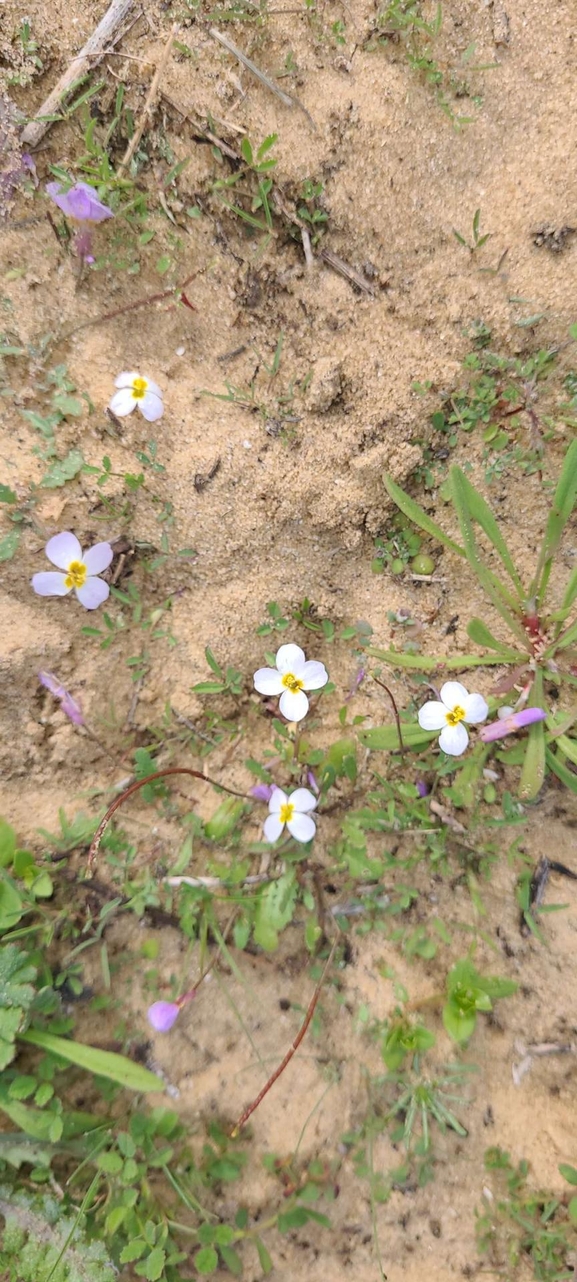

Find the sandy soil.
xmin=1 ymin=0 xmax=577 ymax=1276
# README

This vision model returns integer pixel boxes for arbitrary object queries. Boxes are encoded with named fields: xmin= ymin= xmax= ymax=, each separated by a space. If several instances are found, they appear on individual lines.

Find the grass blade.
xmin=358 ymin=724 xmax=434 ymax=751
xmin=532 ymin=439 xmax=577 ymax=600
xmin=382 ymin=472 xmax=465 ymax=557
xmin=546 ymin=746 xmax=577 ymax=795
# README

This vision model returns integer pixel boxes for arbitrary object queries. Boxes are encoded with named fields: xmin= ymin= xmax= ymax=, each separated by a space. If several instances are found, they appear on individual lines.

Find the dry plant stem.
xmin=21 ymin=0 xmax=136 ymax=148
xmin=62 ymin=271 xmax=197 ymax=339
xmin=118 ymin=22 xmax=179 ymax=173
xmin=319 ymin=246 xmax=375 ymax=296
xmin=86 ymin=767 xmax=249 ymax=876
xmin=371 ymin=676 xmax=405 ymax=757
xmin=231 ymin=938 xmax=339 ymax=1137
xmin=209 ymin=28 xmax=294 ymax=108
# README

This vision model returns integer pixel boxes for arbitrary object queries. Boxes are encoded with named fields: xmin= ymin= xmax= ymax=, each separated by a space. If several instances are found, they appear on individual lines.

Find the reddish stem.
xmin=231 ymin=939 xmax=338 ymax=1137
xmin=87 ymin=768 xmax=249 ymax=876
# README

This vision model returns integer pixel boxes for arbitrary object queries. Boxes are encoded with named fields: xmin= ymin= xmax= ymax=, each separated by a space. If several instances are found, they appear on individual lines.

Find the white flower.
xmin=31 ymin=531 xmax=112 ymax=610
xmin=253 ymin=643 xmax=328 ymax=722
xmin=263 ymin=787 xmax=317 ymax=844
xmin=109 ymin=371 xmax=163 ymax=422
xmin=418 ymin=681 xmax=489 ymax=756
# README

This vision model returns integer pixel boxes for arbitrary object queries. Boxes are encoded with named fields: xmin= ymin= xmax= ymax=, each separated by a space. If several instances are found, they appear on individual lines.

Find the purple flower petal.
xmin=75 ymin=577 xmax=109 ymax=610
xmin=250 ymin=783 xmax=275 ymax=802
xmin=147 ymin=1001 xmax=180 ymax=1032
xmin=46 ymin=180 xmax=113 ymax=223
xmin=32 ymin=571 xmax=70 ymax=597
xmin=38 ymin=671 xmax=84 ymax=725
xmin=479 ymin=707 xmax=547 ymax=743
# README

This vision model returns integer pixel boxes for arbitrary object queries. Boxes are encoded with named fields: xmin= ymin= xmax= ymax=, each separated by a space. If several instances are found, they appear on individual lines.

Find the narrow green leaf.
xmin=451 ymin=468 xmax=527 ymax=645
xmin=256 ymin=1237 xmax=273 ymax=1274
xmin=358 ymin=724 xmax=434 ymax=751
xmin=219 ymin=1244 xmax=243 ymax=1275
xmin=519 ymin=671 xmax=545 ymax=801
xmin=546 ymin=746 xmax=577 ymax=794
xmin=0 ymin=484 xmax=17 ymax=504
xmin=366 ymin=647 xmax=515 ymax=670
xmin=191 ymin=680 xmax=225 ymax=694
xmin=205 ymin=646 xmax=223 ymax=677
xmin=382 ymin=472 xmax=465 ymax=557
xmin=561 ymin=562 xmax=577 ymax=613
xmin=556 ymin=735 xmax=577 ymax=766
xmin=466 ymin=618 xmax=522 ymax=656
xmin=559 ymin=1164 xmax=577 ymax=1186
xmin=534 ymin=439 xmax=577 ymax=598
xmin=19 ymin=1029 xmax=163 ymax=1092
xmin=452 ymin=468 xmax=523 ymax=592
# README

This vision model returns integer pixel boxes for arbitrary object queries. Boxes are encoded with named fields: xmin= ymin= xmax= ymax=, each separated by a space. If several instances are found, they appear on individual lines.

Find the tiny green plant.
xmin=477 ymin=1148 xmax=577 ymax=1280
xmin=453 ymin=208 xmax=492 ymax=253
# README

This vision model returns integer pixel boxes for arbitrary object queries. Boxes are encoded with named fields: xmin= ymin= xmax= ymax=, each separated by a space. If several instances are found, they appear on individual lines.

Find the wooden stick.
xmin=21 ymin=0 xmax=136 ymax=149
xmin=231 ymin=939 xmax=338 ymax=1136
xmin=210 ymin=27 xmax=294 ymax=108
xmin=118 ymin=22 xmax=178 ymax=174
xmin=86 ymin=767 xmax=249 ymax=876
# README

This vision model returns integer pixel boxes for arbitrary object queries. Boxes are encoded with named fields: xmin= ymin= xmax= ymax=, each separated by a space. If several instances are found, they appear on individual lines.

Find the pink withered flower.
xmin=38 ymin=671 xmax=84 ymax=726
xmin=479 ymin=707 xmax=547 ymax=743
xmin=147 ymin=987 xmax=196 ymax=1033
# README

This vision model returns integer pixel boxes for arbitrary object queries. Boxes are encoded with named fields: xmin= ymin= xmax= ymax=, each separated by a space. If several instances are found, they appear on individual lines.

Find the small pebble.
xmin=175 ymin=346 xmax=185 ymax=356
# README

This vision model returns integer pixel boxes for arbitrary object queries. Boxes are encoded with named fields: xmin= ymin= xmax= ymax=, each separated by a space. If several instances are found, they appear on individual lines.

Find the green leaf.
xmin=41 ymin=448 xmax=84 ymax=488
xmin=466 ymin=618 xmax=523 ymax=657
xmin=0 ymin=1085 xmax=60 ymax=1140
xmin=0 ymin=484 xmax=17 ymax=503
xmin=559 ymin=1164 xmax=577 ymax=1186
xmin=519 ymin=671 xmax=545 ymax=801
xmin=191 ymin=680 xmax=226 ymax=694
xmin=0 ymin=529 xmax=20 ymax=561
xmin=195 ymin=1246 xmax=219 ymax=1273
xmin=278 ymin=1207 xmax=310 ymax=1231
xmin=569 ymin=1196 xmax=577 ymax=1226
xmin=442 ymin=1003 xmax=476 ymax=1043
xmin=138 ymin=1247 xmax=166 ymax=1280
xmin=51 ymin=393 xmax=84 ymax=418
xmin=450 ymin=468 xmax=527 ymax=645
xmin=256 ymin=1237 xmax=273 ymax=1274
xmin=0 ymin=944 xmax=36 ymax=1069
xmin=451 ymin=467 xmax=523 ymax=593
xmin=556 ymin=735 xmax=577 ymax=767
xmin=254 ymin=871 xmax=297 ymax=952
xmin=535 ymin=439 xmax=577 ymax=597
xmin=357 ymin=723 xmax=434 ymax=751
xmin=205 ymin=646 xmax=223 ymax=676
xmin=240 ymin=138 xmax=254 ymax=165
xmin=19 ymin=1029 xmax=164 ymax=1092
xmin=546 ymin=746 xmax=577 ymax=795
xmin=383 ymin=471 xmax=465 ymax=557
xmin=219 ymin=1244 xmax=243 ymax=1275
xmin=0 ymin=820 xmax=16 ymax=867
xmin=366 ymin=647 xmax=512 ymax=670
xmin=120 ymin=1239 xmax=147 ymax=1263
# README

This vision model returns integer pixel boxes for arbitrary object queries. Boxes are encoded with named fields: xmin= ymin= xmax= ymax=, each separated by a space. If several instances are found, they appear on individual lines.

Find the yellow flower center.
xmin=281 ymin=672 xmax=304 ymax=694
xmin=279 ymin=802 xmax=295 ymax=825
xmin=64 ymin=560 xmax=87 ymax=589
xmin=132 ymin=377 xmax=148 ymax=400
xmin=446 ymin=704 xmax=465 ymax=727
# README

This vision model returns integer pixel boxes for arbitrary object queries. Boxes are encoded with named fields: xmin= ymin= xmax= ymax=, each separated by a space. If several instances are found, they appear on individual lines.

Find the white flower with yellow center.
xmin=418 ymin=681 xmax=489 ymax=756
xmin=109 ymin=371 xmax=163 ymax=422
xmin=263 ymin=787 xmax=317 ymax=844
xmin=31 ymin=532 xmax=113 ymax=610
xmin=253 ymin=643 xmax=328 ymax=722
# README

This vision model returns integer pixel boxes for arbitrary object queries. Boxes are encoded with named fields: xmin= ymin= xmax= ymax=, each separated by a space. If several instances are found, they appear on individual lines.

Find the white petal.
xmin=139 ymin=391 xmax=164 ymax=422
xmin=45 ymin=531 xmax=82 ymax=569
xmin=279 ymin=688 xmax=309 ymax=722
xmin=109 ymin=387 xmax=136 ymax=416
xmin=287 ymin=812 xmax=316 ymax=843
xmin=142 ymin=376 xmax=162 ymax=398
xmin=263 ymin=814 xmax=284 ymax=843
xmin=288 ymin=788 xmax=317 ymax=813
xmin=300 ymin=660 xmax=328 ymax=691
xmin=276 ymin=644 xmax=306 ymax=675
xmin=418 ymin=700 xmax=449 ymax=731
xmin=461 ymin=692 xmax=489 ymax=724
xmin=254 ymin=668 xmax=284 ymax=696
xmin=83 ymin=542 xmax=113 ymax=575
xmin=115 ymin=370 xmax=141 ymax=388
xmin=75 ymin=577 xmax=110 ymax=610
xmin=439 ymin=681 xmax=469 ymax=709
xmin=32 ymin=571 xmax=70 ymax=597
xmin=438 ymin=722 xmax=469 ymax=756
xmin=497 ymin=705 xmax=515 ymax=720
xmin=268 ymin=788 xmax=287 ymax=813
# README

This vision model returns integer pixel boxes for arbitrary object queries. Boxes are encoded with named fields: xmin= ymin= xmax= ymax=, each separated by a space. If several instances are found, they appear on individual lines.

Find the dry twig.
xmin=21 ymin=0 xmax=136 ymax=149
xmin=118 ymin=22 xmax=179 ymax=173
